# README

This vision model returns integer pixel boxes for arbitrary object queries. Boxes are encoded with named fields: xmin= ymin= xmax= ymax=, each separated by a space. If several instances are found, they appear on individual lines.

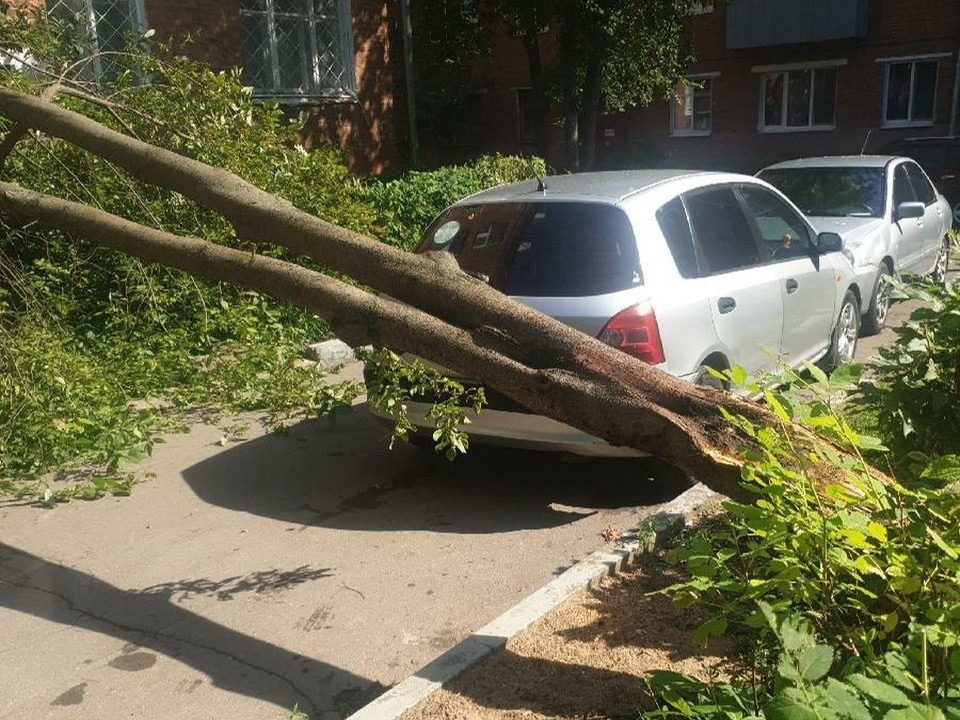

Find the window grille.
xmin=45 ymin=0 xmax=147 ymax=79
xmin=240 ymin=0 xmax=355 ymax=100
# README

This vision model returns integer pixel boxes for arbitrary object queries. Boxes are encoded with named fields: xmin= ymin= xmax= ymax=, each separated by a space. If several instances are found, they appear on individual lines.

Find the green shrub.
xmin=0 ymin=13 xmax=545 ymax=500
xmin=853 ymin=276 xmax=960 ymax=477
xmin=365 ymin=154 xmax=548 ymax=250
xmin=656 ymin=360 xmax=960 ymax=716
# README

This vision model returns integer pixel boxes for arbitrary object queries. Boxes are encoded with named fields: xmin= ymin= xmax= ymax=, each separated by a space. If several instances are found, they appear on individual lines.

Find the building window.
xmin=670 ymin=76 xmax=713 ymax=136
xmin=240 ymin=0 xmax=355 ymax=101
xmin=46 ymin=0 xmax=147 ymax=78
xmin=516 ymin=88 xmax=535 ymax=142
xmin=689 ymin=2 xmax=714 ymax=15
xmin=883 ymin=59 xmax=938 ymax=127
xmin=760 ymin=66 xmax=837 ymax=131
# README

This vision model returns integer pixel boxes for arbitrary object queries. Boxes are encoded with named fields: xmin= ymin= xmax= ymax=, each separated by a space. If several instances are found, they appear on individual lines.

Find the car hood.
xmin=809 ymin=216 xmax=885 ymax=265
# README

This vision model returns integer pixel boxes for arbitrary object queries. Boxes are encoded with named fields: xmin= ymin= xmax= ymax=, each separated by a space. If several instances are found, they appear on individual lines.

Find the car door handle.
xmin=717 ymin=296 xmax=736 ymax=314
xmin=785 ymin=278 xmax=799 ymax=294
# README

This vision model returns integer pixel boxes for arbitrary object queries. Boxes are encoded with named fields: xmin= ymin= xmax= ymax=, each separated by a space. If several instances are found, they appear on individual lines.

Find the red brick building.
xmin=463 ymin=0 xmax=960 ymax=174
xmin=37 ymin=0 xmax=406 ymax=173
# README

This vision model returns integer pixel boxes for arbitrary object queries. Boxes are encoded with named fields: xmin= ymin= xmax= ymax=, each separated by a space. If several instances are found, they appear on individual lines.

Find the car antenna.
xmin=536 ymin=173 xmax=547 ymax=192
xmin=860 ymin=128 xmax=872 ymax=155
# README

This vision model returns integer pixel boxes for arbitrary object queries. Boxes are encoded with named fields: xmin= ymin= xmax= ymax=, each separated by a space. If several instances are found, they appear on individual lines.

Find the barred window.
xmin=241 ymin=0 xmax=355 ymax=101
xmin=46 ymin=0 xmax=147 ymax=78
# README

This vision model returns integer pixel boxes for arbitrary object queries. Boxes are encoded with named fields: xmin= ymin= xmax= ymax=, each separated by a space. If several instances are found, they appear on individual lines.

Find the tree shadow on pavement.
xmin=181 ymin=403 xmax=693 ymax=534
xmin=0 ymin=542 xmax=384 ymax=718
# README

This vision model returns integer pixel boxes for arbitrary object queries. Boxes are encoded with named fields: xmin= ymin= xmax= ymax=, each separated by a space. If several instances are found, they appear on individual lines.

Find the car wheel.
xmin=932 ymin=237 xmax=950 ymax=286
xmin=825 ymin=289 xmax=860 ymax=370
xmin=693 ymin=364 xmax=728 ymax=390
xmin=861 ymin=265 xmax=890 ymax=336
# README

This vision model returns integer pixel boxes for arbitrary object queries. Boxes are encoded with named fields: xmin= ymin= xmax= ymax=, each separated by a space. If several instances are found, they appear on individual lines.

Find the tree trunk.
xmin=519 ymin=24 xmax=549 ymax=161
xmin=558 ymin=0 xmax=580 ymax=171
xmin=577 ymin=25 xmax=605 ymax=172
xmin=0 ymin=87 xmax=886 ymax=503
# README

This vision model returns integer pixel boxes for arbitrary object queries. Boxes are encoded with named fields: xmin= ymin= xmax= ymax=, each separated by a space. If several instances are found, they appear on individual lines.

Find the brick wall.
xmin=144 ymin=0 xmax=402 ymax=175
xmin=615 ymin=0 xmax=960 ymax=174
xmin=470 ymin=0 xmax=960 ymax=174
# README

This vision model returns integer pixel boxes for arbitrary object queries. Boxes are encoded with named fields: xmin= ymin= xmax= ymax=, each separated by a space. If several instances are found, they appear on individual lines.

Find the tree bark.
xmin=0 ymin=87 xmax=887 ymax=503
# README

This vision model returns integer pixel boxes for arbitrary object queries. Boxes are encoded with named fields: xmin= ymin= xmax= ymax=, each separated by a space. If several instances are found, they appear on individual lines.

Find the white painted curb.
xmin=345 ymin=482 xmax=719 ymax=720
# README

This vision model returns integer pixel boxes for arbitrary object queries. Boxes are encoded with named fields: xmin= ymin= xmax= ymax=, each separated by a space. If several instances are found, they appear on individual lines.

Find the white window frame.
xmin=241 ymin=0 xmax=356 ymax=102
xmin=878 ymin=54 xmax=945 ymax=129
xmin=669 ymin=72 xmax=717 ymax=137
xmin=754 ymin=59 xmax=844 ymax=133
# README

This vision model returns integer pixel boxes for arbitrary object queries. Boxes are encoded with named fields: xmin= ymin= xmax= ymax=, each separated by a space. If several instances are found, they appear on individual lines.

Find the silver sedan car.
xmin=367 ymin=170 xmax=860 ymax=457
xmin=758 ymin=156 xmax=952 ymax=334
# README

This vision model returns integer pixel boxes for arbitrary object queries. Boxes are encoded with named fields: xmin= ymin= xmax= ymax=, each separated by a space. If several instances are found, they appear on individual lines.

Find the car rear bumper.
xmin=368 ymin=400 xmax=649 ymax=458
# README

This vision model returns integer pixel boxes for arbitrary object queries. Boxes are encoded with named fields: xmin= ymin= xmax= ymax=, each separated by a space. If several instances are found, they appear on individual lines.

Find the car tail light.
xmin=597 ymin=303 xmax=665 ymax=364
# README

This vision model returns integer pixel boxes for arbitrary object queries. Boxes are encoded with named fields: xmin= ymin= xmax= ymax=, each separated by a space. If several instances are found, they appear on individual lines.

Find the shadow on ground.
xmin=406 ymin=555 xmax=729 ymax=720
xmin=181 ymin=403 xmax=693 ymax=534
xmin=0 ymin=543 xmax=383 ymax=717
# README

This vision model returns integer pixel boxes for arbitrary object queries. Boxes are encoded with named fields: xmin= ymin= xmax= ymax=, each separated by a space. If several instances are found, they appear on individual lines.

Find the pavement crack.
xmin=0 ymin=575 xmax=319 ymax=715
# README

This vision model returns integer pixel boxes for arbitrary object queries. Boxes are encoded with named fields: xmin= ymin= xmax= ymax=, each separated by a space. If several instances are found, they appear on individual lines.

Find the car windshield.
xmin=417 ymin=201 xmax=641 ymax=297
xmin=758 ymin=167 xmax=886 ymax=218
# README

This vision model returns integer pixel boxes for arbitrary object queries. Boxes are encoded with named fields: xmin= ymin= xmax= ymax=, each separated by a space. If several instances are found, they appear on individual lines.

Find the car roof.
xmin=455 ymin=169 xmax=735 ymax=205
xmin=761 ymin=155 xmax=897 ymax=170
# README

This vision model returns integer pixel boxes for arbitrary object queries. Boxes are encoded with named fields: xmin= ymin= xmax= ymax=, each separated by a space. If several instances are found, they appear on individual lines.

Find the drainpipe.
xmin=399 ymin=0 xmax=419 ymax=167
xmin=950 ymin=46 xmax=960 ymax=137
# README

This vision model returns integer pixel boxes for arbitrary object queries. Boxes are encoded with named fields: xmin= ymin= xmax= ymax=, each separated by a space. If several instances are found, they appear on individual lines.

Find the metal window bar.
xmin=45 ymin=0 xmax=146 ymax=80
xmin=240 ymin=0 xmax=355 ymax=100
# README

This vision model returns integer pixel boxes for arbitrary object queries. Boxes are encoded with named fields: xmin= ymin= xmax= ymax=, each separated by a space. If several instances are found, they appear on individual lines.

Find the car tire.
xmin=825 ymin=289 xmax=860 ymax=370
xmin=932 ymin=237 xmax=950 ymax=286
xmin=693 ymin=364 xmax=728 ymax=390
xmin=861 ymin=264 xmax=890 ymax=336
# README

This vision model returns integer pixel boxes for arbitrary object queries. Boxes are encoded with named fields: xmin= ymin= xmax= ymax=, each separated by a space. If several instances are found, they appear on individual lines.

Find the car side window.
xmin=655 ymin=196 xmax=699 ymax=279
xmin=904 ymin=162 xmax=937 ymax=205
xmin=737 ymin=185 xmax=812 ymax=261
xmin=684 ymin=187 xmax=762 ymax=274
xmin=893 ymin=164 xmax=916 ymax=207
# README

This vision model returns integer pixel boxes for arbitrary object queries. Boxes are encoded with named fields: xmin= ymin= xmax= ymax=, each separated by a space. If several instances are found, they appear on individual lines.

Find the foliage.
xmin=647 ymin=601 xmax=959 ymax=720
xmin=852 ymin=273 xmax=960 ymax=477
xmin=652 ymin=354 xmax=960 ymax=716
xmin=364 ymin=154 xmax=548 ymax=251
xmin=360 ymin=348 xmax=485 ymax=460
xmin=0 ymin=11 xmax=542 ymax=501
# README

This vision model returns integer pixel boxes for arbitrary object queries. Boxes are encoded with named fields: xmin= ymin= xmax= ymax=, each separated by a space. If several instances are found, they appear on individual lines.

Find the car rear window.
xmin=418 ymin=202 xmax=642 ymax=297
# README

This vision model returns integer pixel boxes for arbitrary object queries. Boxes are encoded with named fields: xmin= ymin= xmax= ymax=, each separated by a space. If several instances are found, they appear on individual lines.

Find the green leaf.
xmin=921 ymin=455 xmax=960 ymax=484
xmin=764 ymin=688 xmax=819 ymax=720
xmin=883 ymin=703 xmax=947 ymax=720
xmin=846 ymin=674 xmax=911 ymax=707
xmin=822 ymin=678 xmax=871 ymax=720
xmin=797 ymin=644 xmax=834 ymax=682
xmin=925 ymin=526 xmax=959 ymax=559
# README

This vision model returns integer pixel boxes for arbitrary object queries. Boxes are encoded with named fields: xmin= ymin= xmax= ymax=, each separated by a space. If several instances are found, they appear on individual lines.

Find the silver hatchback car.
xmin=368 ymin=170 xmax=859 ymax=457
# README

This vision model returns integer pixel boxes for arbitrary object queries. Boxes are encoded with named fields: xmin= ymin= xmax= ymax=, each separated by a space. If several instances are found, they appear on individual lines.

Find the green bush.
xmin=655 ymin=359 xmax=960 ymax=717
xmin=364 ymin=154 xmax=548 ymax=250
xmin=0 ymin=13 xmax=545 ymax=500
xmin=853 ymin=276 xmax=960 ymax=477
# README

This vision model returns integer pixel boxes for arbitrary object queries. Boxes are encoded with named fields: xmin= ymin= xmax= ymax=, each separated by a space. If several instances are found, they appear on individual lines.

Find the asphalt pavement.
xmin=0 ymin=363 xmax=691 ymax=719
xmin=0 ymin=288 xmax=930 ymax=720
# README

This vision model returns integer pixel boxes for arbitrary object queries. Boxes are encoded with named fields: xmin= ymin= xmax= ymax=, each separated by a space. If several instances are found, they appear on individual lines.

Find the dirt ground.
xmin=401 ymin=554 xmax=731 ymax=720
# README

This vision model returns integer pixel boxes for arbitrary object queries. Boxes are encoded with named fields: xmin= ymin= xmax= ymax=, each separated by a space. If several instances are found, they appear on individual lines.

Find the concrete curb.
xmin=345 ymin=482 xmax=720 ymax=720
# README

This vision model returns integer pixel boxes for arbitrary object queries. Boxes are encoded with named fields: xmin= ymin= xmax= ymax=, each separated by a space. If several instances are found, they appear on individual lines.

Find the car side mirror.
xmin=895 ymin=201 xmax=925 ymax=220
xmin=816 ymin=231 xmax=843 ymax=254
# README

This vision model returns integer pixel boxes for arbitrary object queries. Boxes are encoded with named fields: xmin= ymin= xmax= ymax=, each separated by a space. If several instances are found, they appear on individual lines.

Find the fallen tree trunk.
xmin=0 ymin=86 xmax=884 ymax=501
